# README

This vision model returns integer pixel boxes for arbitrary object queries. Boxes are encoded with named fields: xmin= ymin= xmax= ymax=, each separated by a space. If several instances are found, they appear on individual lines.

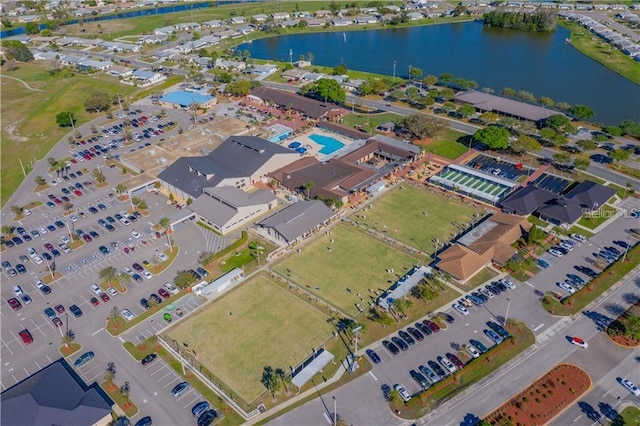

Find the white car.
xmin=49 ymin=180 xmax=58 ymax=186
xmin=559 ymin=241 xmax=574 ymax=251
xmin=557 ymin=281 xmax=576 ymax=294
xmin=452 ymin=303 xmax=469 ymax=316
xmin=131 ymin=231 xmax=141 ymax=239
xmin=90 ymin=284 xmax=102 ymax=296
xmin=155 ymin=252 xmax=168 ymax=262
xmin=500 ymin=278 xmax=516 ymax=290
xmin=60 ymin=235 xmax=71 ymax=244
xmin=23 ymin=208 xmax=31 ymax=216
xmin=33 ymin=256 xmax=43 ymax=265
xmin=35 ymin=280 xmax=44 ymax=289
xmin=69 ymin=215 xmax=78 ymax=222
xmin=570 ymin=336 xmax=588 ymax=349
xmin=27 ymin=247 xmax=37 ymax=258
xmin=142 ymin=271 xmax=152 ymax=280
xmin=394 ymin=384 xmax=412 ymax=402
xmin=463 ymin=344 xmax=480 ymax=358
xmin=120 ymin=218 xmax=131 ymax=226
xmin=164 ymin=282 xmax=179 ymax=294
xmin=549 ymin=249 xmax=564 ymax=258
xmin=12 ymin=286 xmax=24 ymax=297
xmin=621 ymin=378 xmax=640 ymax=396
xmin=571 ymin=233 xmax=587 ymax=243
xmin=122 ymin=266 xmax=134 ymax=276
xmin=480 ymin=287 xmax=494 ymax=299
xmin=107 ymin=287 xmax=118 ymax=297
xmin=39 ymin=227 xmax=48 ymax=235
xmin=120 ymin=308 xmax=136 ymax=322
xmin=59 ymin=244 xmax=71 ymax=253
xmin=439 ymin=356 xmax=457 ymax=373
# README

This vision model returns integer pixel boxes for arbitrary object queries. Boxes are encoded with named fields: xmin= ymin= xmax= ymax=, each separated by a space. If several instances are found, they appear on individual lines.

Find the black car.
xmin=51 ymin=248 xmax=61 ymax=257
xmin=16 ymin=264 xmax=27 ymax=274
xmin=407 ymin=326 xmax=424 ymax=342
xmin=141 ymin=353 xmax=158 ymax=365
xmin=47 ymin=224 xmax=56 ymax=232
xmin=42 ymin=252 xmax=53 ymax=261
xmin=494 ymin=281 xmax=507 ymax=292
xmin=16 ymin=227 xmax=26 ymax=235
xmin=398 ymin=330 xmax=416 ymax=346
xmin=196 ymin=266 xmax=209 ymax=277
xmin=427 ymin=360 xmax=447 ymax=378
xmin=106 ymin=224 xmax=115 ymax=232
xmin=382 ymin=340 xmax=400 ymax=355
xmin=69 ymin=304 xmax=83 ymax=318
xmin=12 ymin=236 xmax=23 ymax=245
xmin=415 ymin=321 xmax=432 ymax=336
xmin=128 ymin=215 xmax=137 ymax=222
xmin=439 ymin=313 xmax=455 ymax=324
xmin=605 ymin=246 xmax=621 ymax=257
xmin=189 ymin=269 xmax=203 ymax=281
xmin=487 ymin=321 xmax=510 ymax=339
xmin=391 ymin=336 xmax=409 ymax=351
xmin=4 ymin=240 xmax=15 ymax=248
xmin=134 ymin=416 xmax=153 ymax=426
xmin=614 ymin=240 xmax=630 ymax=249
xmin=197 ymin=410 xmax=217 ymax=426
xmin=97 ymin=203 xmax=107 ymax=210
xmin=366 ymin=349 xmax=381 ymax=364
xmin=99 ymin=245 xmax=110 ymax=254
xmin=22 ymin=234 xmax=32 ymax=241
xmin=487 ymin=283 xmax=502 ymax=295
xmin=470 ymin=339 xmax=489 ymax=354
xmin=106 ymin=216 xmax=116 ymax=223
xmin=40 ymin=285 xmax=52 ymax=295
xmin=149 ymin=293 xmax=162 ymax=305
xmin=88 ymin=207 xmax=98 ymax=214
xmin=55 ymin=220 xmax=65 ymax=229
xmin=575 ymin=265 xmax=598 ymax=278
xmin=410 ymin=369 xmax=430 ymax=390
xmin=133 ymin=274 xmax=143 ymax=283
xmin=140 ymin=298 xmax=150 ymax=310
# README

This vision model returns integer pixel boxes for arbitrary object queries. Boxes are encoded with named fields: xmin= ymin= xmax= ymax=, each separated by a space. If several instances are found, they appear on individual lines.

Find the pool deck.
xmin=277 ymin=128 xmax=356 ymax=160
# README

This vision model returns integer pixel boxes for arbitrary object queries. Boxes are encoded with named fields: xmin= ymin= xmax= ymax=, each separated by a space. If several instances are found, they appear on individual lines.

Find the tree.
xmin=84 ymin=92 xmax=113 ymax=113
xmin=576 ymin=139 xmax=596 ymax=151
xmin=303 ymin=181 xmax=314 ymax=198
xmin=573 ymin=158 xmax=590 ymax=171
xmin=570 ymin=105 xmax=595 ymax=121
xmin=328 ymin=0 xmax=341 ymax=15
xmin=99 ymin=266 xmax=117 ymax=284
xmin=401 ymin=113 xmax=446 ymax=139
xmin=545 ymin=114 xmax=571 ymax=130
xmin=539 ymin=127 xmax=557 ymax=142
xmin=93 ymin=169 xmax=106 ymax=184
xmin=392 ymin=298 xmax=413 ymax=317
xmin=332 ymin=63 xmax=348 ymax=75
xmin=422 ymin=75 xmax=438 ymax=87
xmin=610 ymin=148 xmax=630 ymax=165
xmin=224 ymin=79 xmax=252 ymax=97
xmin=55 ymin=111 xmax=76 ymax=128
xmin=553 ymin=152 xmax=571 ymax=165
xmin=159 ymin=217 xmax=173 ymax=253
xmin=10 ymin=205 xmax=23 ymax=217
xmin=115 ymin=183 xmax=128 ymax=197
xmin=526 ymin=224 xmax=544 ymax=245
xmin=34 ymin=176 xmax=46 ymax=186
xmin=25 ymin=22 xmax=40 ymax=34
xmin=306 ymin=78 xmax=346 ymax=104
xmin=120 ymin=381 xmax=130 ymax=399
xmin=510 ymin=134 xmax=541 ymax=155
xmin=261 ymin=366 xmax=281 ymax=401
xmin=409 ymin=66 xmax=423 ymax=80
xmin=501 ymin=87 xmax=516 ymax=98
xmin=452 ymin=5 xmax=468 ymax=16
xmin=174 ymin=270 xmax=197 ymax=288
xmin=62 ymin=201 xmax=73 ymax=213
xmin=619 ymin=120 xmax=640 ymax=138
xmin=411 ymin=283 xmax=438 ymax=302
xmin=473 ymin=126 xmax=510 ymax=150
xmin=539 ymin=96 xmax=554 ymax=108
xmin=1 ymin=40 xmax=34 ymax=61
xmin=458 ymin=104 xmax=476 ymax=118
xmin=274 ymin=368 xmax=292 ymax=395
xmin=389 ymin=389 xmax=403 ymax=407
xmin=104 ymin=362 xmax=116 ymax=383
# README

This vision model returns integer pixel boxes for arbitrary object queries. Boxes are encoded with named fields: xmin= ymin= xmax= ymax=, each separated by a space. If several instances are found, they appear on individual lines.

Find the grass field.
xmin=272 ymin=225 xmax=419 ymax=317
xmin=577 ymin=204 xmax=618 ymax=230
xmin=355 ymin=186 xmax=483 ymax=254
xmin=0 ymin=61 xmax=182 ymax=206
xmin=341 ymin=112 xmax=403 ymax=134
xmin=422 ymin=128 xmax=470 ymax=160
xmin=168 ymin=275 xmax=333 ymax=404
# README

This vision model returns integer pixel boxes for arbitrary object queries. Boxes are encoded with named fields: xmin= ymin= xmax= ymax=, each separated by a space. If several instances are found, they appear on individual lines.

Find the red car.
xmin=54 ymin=304 xmax=65 ymax=314
xmin=158 ymin=288 xmax=171 ymax=299
xmin=90 ymin=297 xmax=100 ymax=306
xmin=99 ymin=293 xmax=110 ymax=302
xmin=52 ymin=317 xmax=63 ymax=327
xmin=423 ymin=319 xmax=440 ymax=333
xmin=53 ymin=198 xmax=62 ymax=205
xmin=82 ymin=234 xmax=92 ymax=242
xmin=8 ymin=298 xmax=22 ymax=311
xmin=70 ymin=158 xmax=78 ymax=164
xmin=19 ymin=329 xmax=33 ymax=345
xmin=74 ymin=189 xmax=83 ymax=196
xmin=446 ymin=352 xmax=465 ymax=369
xmin=44 ymin=243 xmax=54 ymax=252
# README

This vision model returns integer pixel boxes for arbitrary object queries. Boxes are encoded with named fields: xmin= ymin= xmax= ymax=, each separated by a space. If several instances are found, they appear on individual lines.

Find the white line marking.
xmin=369 ymin=372 xmax=378 ymax=381
xmin=92 ymin=328 xmax=103 ymax=336
xmin=572 ymin=415 xmax=582 ymax=423
xmin=118 ymin=336 xmax=124 ymax=342
xmin=533 ymin=323 xmax=545 ymax=332
xmin=524 ymin=281 xmax=535 ymax=288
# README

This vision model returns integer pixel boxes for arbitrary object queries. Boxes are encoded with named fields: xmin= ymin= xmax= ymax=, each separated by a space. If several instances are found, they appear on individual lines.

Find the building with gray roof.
xmin=1 ymin=358 xmax=113 ymax=426
xmin=190 ymin=186 xmax=278 ymax=234
xmin=158 ymin=135 xmax=299 ymax=201
xmin=455 ymin=90 xmax=564 ymax=123
xmin=257 ymin=200 xmax=335 ymax=245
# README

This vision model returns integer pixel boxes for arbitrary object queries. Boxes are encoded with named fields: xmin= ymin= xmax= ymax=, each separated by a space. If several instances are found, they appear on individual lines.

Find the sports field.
xmin=355 ymin=186 xmax=483 ymax=253
xmin=273 ymin=225 xmax=419 ymax=317
xmin=168 ymin=276 xmax=333 ymax=404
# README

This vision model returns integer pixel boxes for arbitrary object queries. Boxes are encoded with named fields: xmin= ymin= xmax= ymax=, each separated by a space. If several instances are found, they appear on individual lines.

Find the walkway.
xmin=520 ymin=163 xmax=550 ymax=186
xmin=1 ymin=75 xmax=44 ymax=92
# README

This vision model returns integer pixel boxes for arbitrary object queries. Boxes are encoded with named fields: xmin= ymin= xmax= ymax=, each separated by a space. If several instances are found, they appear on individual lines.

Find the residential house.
xmin=407 ymin=11 xmax=425 ymax=20
xmin=294 ymin=11 xmax=312 ymax=18
xmin=315 ymin=10 xmax=332 ymax=17
xmin=154 ymin=25 xmax=175 ymax=35
xmin=108 ymin=65 xmax=133 ymax=78
xmin=130 ymin=69 xmax=166 ymax=87
xmin=354 ymin=15 xmax=378 ymax=24
xmin=252 ymin=14 xmax=268 ymax=22
xmin=251 ymin=63 xmax=278 ymax=75
xmin=138 ymin=34 xmax=167 ymax=44
xmin=215 ymin=59 xmax=246 ymax=71
xmin=229 ymin=16 xmax=247 ymax=25
xmin=174 ymin=22 xmax=201 ymax=31
xmin=307 ymin=18 xmax=328 ymax=27
xmin=77 ymin=59 xmax=112 ymax=72
xmin=100 ymin=40 xmax=140 ymax=53
xmin=332 ymin=18 xmax=353 ymax=26
xmin=279 ymin=19 xmax=301 ymax=27
xmin=342 ymin=79 xmax=364 ymax=92
xmin=32 ymin=50 xmax=59 ymax=61
xmin=281 ymin=68 xmax=309 ymax=81
xmin=202 ymin=19 xmax=223 ymax=28
xmin=272 ymin=12 xmax=291 ymax=20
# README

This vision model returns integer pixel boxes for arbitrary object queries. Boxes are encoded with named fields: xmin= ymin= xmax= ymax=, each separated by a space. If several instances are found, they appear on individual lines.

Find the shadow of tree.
xmin=622 ymin=293 xmax=639 ymax=304
xmin=598 ymin=402 xmax=619 ymax=420
xmin=603 ymin=303 xmax=627 ymax=316
xmin=534 ymin=289 xmax=545 ymax=298
xmin=459 ymin=413 xmax=482 ymax=426
xmin=582 ymin=310 xmax=613 ymax=331
xmin=578 ymin=401 xmax=602 ymax=422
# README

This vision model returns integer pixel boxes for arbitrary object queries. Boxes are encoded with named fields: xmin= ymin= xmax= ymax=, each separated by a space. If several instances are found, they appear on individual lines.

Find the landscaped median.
xmin=59 ymin=343 xmax=81 ymax=357
xmin=393 ymin=320 xmax=535 ymax=420
xmin=106 ymin=289 xmax=187 ymax=336
xmin=542 ymin=244 xmax=640 ymax=316
xmin=147 ymin=245 xmax=179 ymax=275
xmin=102 ymin=380 xmax=139 ymax=418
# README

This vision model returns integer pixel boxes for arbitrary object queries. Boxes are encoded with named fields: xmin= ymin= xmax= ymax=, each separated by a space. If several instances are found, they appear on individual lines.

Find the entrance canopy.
xmin=291 ymin=349 xmax=334 ymax=389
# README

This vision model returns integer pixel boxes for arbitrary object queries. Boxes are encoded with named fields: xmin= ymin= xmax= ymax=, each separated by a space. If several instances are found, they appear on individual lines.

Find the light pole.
xmin=65 ymin=312 xmax=69 ymax=343
xmin=353 ymin=325 xmax=362 ymax=356
xmin=504 ymin=298 xmax=511 ymax=326
xmin=622 ymin=239 xmax=631 ymax=262
xmin=332 ymin=396 xmax=337 ymax=426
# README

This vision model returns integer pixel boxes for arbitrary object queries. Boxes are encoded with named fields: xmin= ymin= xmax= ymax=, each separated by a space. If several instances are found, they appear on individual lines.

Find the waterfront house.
xmin=272 ymin=12 xmax=291 ymax=20
xmin=252 ymin=14 xmax=268 ymax=22
xmin=332 ymin=18 xmax=353 ymax=26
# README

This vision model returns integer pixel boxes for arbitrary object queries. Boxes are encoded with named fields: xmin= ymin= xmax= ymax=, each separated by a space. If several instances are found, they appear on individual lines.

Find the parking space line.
xmin=156 ymin=371 xmax=173 ymax=382
xmin=184 ymin=394 xmax=200 ymax=409
xmin=176 ymin=389 xmax=194 ymax=401
xmin=162 ymin=377 xmax=180 ymax=388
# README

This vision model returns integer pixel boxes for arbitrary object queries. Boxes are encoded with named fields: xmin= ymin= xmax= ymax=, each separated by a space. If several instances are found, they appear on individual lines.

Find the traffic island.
xmin=42 ymin=271 xmax=63 ymax=285
xmin=102 ymin=380 xmax=139 ymax=418
xmin=484 ymin=363 xmax=591 ymax=425
xmin=606 ymin=301 xmax=640 ymax=348
xmin=392 ymin=320 xmax=535 ymax=420
xmin=147 ymin=246 xmax=179 ymax=275
xmin=123 ymin=337 xmax=158 ymax=361
xmin=59 ymin=343 xmax=81 ymax=357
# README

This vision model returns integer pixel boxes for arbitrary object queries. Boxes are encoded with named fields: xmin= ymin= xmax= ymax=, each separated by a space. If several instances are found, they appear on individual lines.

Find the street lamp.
xmin=353 ymin=325 xmax=363 ymax=356
xmin=332 ymin=396 xmax=337 ymax=426
xmin=504 ymin=298 xmax=511 ymax=327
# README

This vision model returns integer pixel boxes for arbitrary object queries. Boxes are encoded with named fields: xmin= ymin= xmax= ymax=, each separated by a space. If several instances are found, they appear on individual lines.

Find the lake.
xmin=240 ymin=21 xmax=640 ymax=125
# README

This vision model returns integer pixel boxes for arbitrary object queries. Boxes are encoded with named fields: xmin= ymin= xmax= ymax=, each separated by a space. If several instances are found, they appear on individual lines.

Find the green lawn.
xmin=272 ymin=225 xmax=419 ymax=317
xmin=612 ymin=405 xmax=640 ymax=426
xmin=467 ymin=267 xmax=499 ymax=288
xmin=577 ymin=204 xmax=618 ymax=230
xmin=168 ymin=275 xmax=333 ymax=405
xmin=341 ymin=112 xmax=403 ymax=133
xmin=355 ymin=185 xmax=483 ymax=254
xmin=422 ymin=128 xmax=470 ymax=160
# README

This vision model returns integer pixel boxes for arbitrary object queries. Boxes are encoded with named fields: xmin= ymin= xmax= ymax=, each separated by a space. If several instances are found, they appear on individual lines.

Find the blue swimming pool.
xmin=308 ymin=133 xmax=345 ymax=155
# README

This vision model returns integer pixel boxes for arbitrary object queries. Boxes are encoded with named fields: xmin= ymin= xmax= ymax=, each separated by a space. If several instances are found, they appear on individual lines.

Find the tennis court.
xmin=430 ymin=164 xmax=516 ymax=204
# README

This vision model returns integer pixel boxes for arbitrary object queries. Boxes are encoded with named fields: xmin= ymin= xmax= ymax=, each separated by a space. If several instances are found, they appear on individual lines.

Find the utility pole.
xmin=289 ymin=49 xmax=293 ymax=65
xmin=504 ymin=298 xmax=511 ymax=327
xmin=69 ymin=112 xmax=76 ymax=132
xmin=333 ymin=396 xmax=337 ymax=426
xmin=353 ymin=325 xmax=362 ymax=355
xmin=393 ymin=60 xmax=396 ymax=78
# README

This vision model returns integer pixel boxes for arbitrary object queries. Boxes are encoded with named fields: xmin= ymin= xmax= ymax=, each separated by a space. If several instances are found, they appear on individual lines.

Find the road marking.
xmin=46 ymin=354 xmax=53 ymax=363
xmin=572 ymin=415 xmax=582 ymax=423
xmin=533 ymin=323 xmax=545 ymax=332
xmin=369 ymin=372 xmax=378 ymax=381
xmin=480 ymin=395 xmax=491 ymax=403
xmin=323 ymin=413 xmax=332 ymax=424
xmin=512 ymin=374 xmax=522 ymax=381
xmin=524 ymin=281 xmax=535 ymax=288
xmin=92 ymin=328 xmax=104 ymax=336
xmin=118 ymin=336 xmax=124 ymax=342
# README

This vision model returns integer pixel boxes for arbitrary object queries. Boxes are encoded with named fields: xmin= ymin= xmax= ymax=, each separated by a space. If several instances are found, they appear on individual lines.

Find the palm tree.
xmin=115 ymin=183 xmax=128 ymax=198
xmin=93 ymin=169 xmax=106 ymax=184
xmin=159 ymin=217 xmax=173 ymax=253
xmin=10 ymin=205 xmax=23 ymax=217
xmin=35 ymin=176 xmax=46 ymax=186
xmin=99 ymin=266 xmax=117 ymax=284
xmin=62 ymin=201 xmax=73 ymax=213
xmin=303 ymin=181 xmax=314 ymax=198
xmin=104 ymin=362 xmax=116 ymax=383
xmin=47 ymin=157 xmax=58 ymax=168
xmin=61 ymin=332 xmax=74 ymax=349
xmin=1 ymin=225 xmax=13 ymax=236
xmin=275 ymin=368 xmax=292 ymax=395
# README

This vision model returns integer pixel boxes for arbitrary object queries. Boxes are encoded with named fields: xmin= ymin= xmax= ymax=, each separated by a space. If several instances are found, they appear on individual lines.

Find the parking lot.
xmin=465 ymin=154 xmax=530 ymax=181
xmin=531 ymin=173 xmax=572 ymax=194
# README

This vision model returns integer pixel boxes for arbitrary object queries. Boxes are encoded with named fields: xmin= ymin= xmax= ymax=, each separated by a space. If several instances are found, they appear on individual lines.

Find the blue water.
xmin=309 ymin=134 xmax=345 ymax=155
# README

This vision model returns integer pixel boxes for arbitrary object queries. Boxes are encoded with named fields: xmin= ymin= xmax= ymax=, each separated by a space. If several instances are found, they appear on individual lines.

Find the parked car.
xmin=197 ymin=410 xmax=217 ymax=426
xmin=398 ymin=330 xmax=416 ymax=346
xmin=366 ymin=349 xmax=381 ymax=364
xmin=469 ymin=339 xmax=489 ymax=354
xmin=418 ymin=365 xmax=439 ymax=383
xmin=428 ymin=360 xmax=447 ymax=378
xmin=557 ymin=281 xmax=577 ymax=295
xmin=141 ymin=353 xmax=158 ymax=366
xmin=487 ymin=321 xmax=510 ymax=339
xmin=446 ymin=352 xmax=465 ymax=370
xmin=569 ymin=336 xmax=588 ymax=349
xmin=19 ymin=329 xmax=34 ymax=345
xmin=171 ymin=382 xmax=190 ymax=398
xmin=382 ymin=340 xmax=400 ymax=355
xmin=463 ymin=344 xmax=481 ymax=359
xmin=192 ymin=401 xmax=210 ymax=418
xmin=393 ymin=384 xmax=412 ymax=402
xmin=74 ymin=351 xmax=95 ymax=367
xmin=408 ymin=326 xmax=425 ymax=342
xmin=620 ymin=378 xmax=640 ymax=397
xmin=120 ymin=308 xmax=135 ymax=321
xmin=410 ymin=369 xmax=431 ymax=389
xmin=69 ymin=304 xmax=83 ymax=317
xmin=391 ymin=336 xmax=409 ymax=351
xmin=8 ymin=298 xmax=22 ymax=311
xmin=484 ymin=329 xmax=503 ymax=345
xmin=437 ymin=355 xmax=457 ymax=374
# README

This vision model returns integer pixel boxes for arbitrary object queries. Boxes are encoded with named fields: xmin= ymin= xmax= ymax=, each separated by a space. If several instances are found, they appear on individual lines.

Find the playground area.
xmin=353 ymin=185 xmax=484 ymax=254
xmin=167 ymin=275 xmax=334 ymax=405
xmin=272 ymin=225 xmax=419 ymax=317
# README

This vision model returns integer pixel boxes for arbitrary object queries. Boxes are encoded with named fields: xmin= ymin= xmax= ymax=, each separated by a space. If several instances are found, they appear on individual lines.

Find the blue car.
xmin=536 ymin=258 xmax=550 ymax=268
xmin=74 ymin=351 xmax=95 ymax=367
xmin=171 ymin=382 xmax=190 ymax=398
xmin=484 ymin=329 xmax=503 ymax=345
xmin=366 ymin=349 xmax=381 ymax=364
xmin=191 ymin=401 xmax=210 ymax=417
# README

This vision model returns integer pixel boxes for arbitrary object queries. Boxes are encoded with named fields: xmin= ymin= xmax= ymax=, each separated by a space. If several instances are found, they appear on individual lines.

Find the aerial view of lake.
xmin=240 ymin=21 xmax=640 ymax=125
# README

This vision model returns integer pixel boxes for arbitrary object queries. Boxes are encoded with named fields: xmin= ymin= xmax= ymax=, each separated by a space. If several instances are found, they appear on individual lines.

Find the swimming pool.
xmin=308 ymin=133 xmax=345 ymax=155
